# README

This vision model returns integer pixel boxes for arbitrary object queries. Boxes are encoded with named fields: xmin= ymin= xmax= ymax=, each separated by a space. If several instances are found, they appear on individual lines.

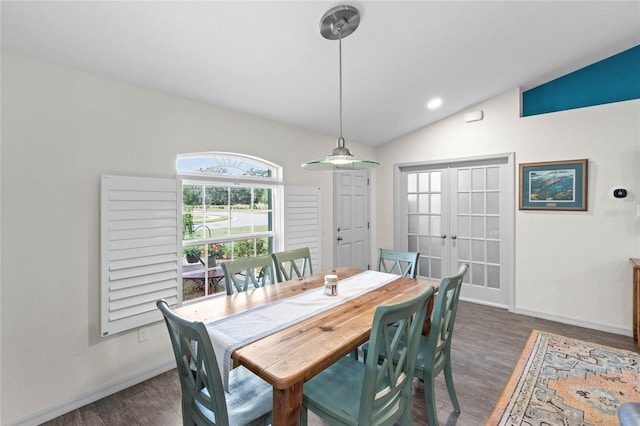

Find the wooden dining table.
xmin=174 ymin=267 xmax=439 ymax=426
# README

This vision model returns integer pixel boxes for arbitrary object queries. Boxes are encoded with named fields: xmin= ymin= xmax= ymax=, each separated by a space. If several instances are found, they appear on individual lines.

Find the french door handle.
xmin=450 ymin=235 xmax=457 ymax=240
xmin=440 ymin=234 xmax=447 ymax=239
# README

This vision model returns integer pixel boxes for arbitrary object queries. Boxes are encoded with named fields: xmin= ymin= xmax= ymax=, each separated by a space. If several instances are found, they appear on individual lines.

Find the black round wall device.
xmin=613 ymin=188 xmax=627 ymax=198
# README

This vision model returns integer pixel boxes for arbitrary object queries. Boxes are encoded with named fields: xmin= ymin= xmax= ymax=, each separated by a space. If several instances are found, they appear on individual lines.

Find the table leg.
xmin=422 ymin=295 xmax=435 ymax=336
xmin=273 ymin=382 xmax=303 ymax=426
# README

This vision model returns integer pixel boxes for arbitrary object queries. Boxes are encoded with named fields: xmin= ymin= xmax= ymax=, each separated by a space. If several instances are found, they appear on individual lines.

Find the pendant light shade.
xmin=302 ymin=5 xmax=379 ymax=171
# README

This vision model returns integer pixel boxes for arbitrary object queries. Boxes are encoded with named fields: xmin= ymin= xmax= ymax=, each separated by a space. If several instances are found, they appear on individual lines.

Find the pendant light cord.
xmin=338 ymin=28 xmax=344 ymax=148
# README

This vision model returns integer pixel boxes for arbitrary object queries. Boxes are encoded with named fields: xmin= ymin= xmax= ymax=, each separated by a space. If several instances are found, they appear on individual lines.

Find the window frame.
xmin=177 ymin=152 xmax=283 ymax=303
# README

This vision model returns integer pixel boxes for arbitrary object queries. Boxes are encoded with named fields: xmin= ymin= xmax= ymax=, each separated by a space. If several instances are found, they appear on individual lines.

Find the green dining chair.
xmin=378 ymin=248 xmax=420 ymax=278
xmin=156 ymin=300 xmax=272 ymax=426
xmin=271 ymin=247 xmax=312 ymax=282
xmin=348 ymin=248 xmax=421 ymax=359
xmin=300 ymin=285 xmax=435 ymax=426
xmin=363 ymin=263 xmax=469 ymax=426
xmin=220 ymin=255 xmax=276 ymax=295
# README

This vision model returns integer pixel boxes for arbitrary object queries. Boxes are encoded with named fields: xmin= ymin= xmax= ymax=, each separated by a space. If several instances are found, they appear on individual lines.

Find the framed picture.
xmin=519 ymin=159 xmax=588 ymax=210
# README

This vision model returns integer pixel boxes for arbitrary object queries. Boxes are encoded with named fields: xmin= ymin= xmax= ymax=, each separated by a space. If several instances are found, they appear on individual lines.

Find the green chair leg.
xmin=300 ymin=405 xmax=309 ymax=426
xmin=424 ymin=373 xmax=439 ymax=426
xmin=444 ymin=357 xmax=460 ymax=413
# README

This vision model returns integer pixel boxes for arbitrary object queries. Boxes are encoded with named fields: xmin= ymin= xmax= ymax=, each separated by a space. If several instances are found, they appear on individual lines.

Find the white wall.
xmin=0 ymin=51 xmax=376 ymax=424
xmin=376 ymin=88 xmax=640 ymax=334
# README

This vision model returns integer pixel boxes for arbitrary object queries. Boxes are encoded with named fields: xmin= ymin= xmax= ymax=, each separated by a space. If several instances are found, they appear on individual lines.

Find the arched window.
xmin=177 ymin=152 xmax=282 ymax=181
xmin=177 ymin=152 xmax=283 ymax=301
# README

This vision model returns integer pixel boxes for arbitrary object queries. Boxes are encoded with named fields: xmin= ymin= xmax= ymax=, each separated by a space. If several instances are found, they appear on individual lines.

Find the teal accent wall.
xmin=523 ymin=45 xmax=640 ymax=116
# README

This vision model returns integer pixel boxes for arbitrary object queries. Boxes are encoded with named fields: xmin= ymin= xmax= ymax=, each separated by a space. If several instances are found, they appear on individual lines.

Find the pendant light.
xmin=302 ymin=5 xmax=379 ymax=171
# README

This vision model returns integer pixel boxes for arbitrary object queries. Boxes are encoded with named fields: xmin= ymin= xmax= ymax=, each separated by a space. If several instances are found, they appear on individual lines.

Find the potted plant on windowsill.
xmin=207 ymin=244 xmax=224 ymax=267
xmin=183 ymin=247 xmax=201 ymax=264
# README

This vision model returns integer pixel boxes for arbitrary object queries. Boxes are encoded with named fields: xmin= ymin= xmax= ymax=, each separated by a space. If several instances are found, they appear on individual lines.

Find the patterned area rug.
xmin=486 ymin=330 xmax=640 ymax=425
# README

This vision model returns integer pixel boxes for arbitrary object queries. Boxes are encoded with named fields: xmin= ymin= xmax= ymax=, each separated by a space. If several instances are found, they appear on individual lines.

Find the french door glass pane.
xmin=419 ymin=173 xmax=429 ymax=191
xmin=408 ymin=173 xmax=417 ymax=192
xmin=487 ymin=217 xmax=500 ymax=238
xmin=471 ymin=263 xmax=485 ymax=286
xmin=430 ymin=259 xmax=441 ymax=279
xmin=457 ymin=169 xmax=470 ymax=191
xmin=486 ymin=167 xmax=500 ymax=190
xmin=458 ymin=192 xmax=470 ymax=214
xmin=419 ymin=215 xmax=429 ymax=233
xmin=472 ymin=240 xmax=485 ymax=262
xmin=419 ymin=236 xmax=429 ymax=253
xmin=430 ymin=216 xmax=441 ymax=235
xmin=418 ymin=194 xmax=429 ymax=213
xmin=458 ymin=216 xmax=470 ymax=238
xmin=487 ymin=241 xmax=500 ymax=264
xmin=429 ymin=237 xmax=442 ymax=257
xmin=472 ymin=193 xmax=484 ymax=214
xmin=487 ymin=265 xmax=500 ymax=289
xmin=430 ymin=172 xmax=441 ymax=192
xmin=408 ymin=235 xmax=418 ymax=252
xmin=487 ymin=192 xmax=500 ymax=214
xmin=472 ymin=168 xmax=485 ymax=190
xmin=408 ymin=215 xmax=417 ymax=233
xmin=471 ymin=217 xmax=484 ymax=238
xmin=408 ymin=194 xmax=417 ymax=213
xmin=430 ymin=194 xmax=441 ymax=214
xmin=458 ymin=238 xmax=470 ymax=260
xmin=419 ymin=257 xmax=429 ymax=277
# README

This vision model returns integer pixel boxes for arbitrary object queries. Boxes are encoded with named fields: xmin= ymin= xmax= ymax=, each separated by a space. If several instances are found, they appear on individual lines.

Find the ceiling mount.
xmin=319 ymin=5 xmax=360 ymax=40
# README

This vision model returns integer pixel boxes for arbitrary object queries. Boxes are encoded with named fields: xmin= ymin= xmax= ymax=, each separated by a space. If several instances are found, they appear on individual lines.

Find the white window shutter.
xmin=283 ymin=186 xmax=321 ymax=273
xmin=100 ymin=175 xmax=180 ymax=337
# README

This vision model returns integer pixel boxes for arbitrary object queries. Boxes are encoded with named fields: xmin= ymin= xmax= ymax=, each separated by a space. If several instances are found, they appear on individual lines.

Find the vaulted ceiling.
xmin=2 ymin=1 xmax=638 ymax=146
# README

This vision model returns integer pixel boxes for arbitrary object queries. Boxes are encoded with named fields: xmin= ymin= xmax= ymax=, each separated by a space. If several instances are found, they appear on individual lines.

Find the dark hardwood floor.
xmin=43 ymin=301 xmax=636 ymax=425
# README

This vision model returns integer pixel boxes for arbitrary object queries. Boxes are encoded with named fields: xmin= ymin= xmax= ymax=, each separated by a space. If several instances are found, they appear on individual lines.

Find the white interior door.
xmin=397 ymin=155 xmax=513 ymax=308
xmin=334 ymin=170 xmax=370 ymax=270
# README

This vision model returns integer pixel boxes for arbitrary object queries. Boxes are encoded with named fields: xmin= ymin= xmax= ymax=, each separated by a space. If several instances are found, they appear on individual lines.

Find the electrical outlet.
xmin=138 ymin=327 xmax=149 ymax=343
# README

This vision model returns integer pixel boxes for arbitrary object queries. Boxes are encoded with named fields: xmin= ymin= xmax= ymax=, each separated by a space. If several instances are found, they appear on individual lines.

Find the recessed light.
xmin=427 ymin=98 xmax=442 ymax=110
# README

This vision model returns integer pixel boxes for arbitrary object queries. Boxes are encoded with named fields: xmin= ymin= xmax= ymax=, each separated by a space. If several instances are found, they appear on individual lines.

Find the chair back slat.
xmin=377 ymin=249 xmax=419 ymax=278
xmin=220 ymin=255 xmax=275 ymax=295
xmin=271 ymin=247 xmax=313 ymax=282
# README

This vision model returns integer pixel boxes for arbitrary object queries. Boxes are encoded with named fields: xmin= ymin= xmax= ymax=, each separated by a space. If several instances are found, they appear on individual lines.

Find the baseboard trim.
xmin=460 ymin=298 xmax=633 ymax=338
xmin=459 ymin=296 xmax=508 ymax=310
xmin=5 ymin=359 xmax=176 ymax=426
xmin=513 ymin=306 xmax=633 ymax=337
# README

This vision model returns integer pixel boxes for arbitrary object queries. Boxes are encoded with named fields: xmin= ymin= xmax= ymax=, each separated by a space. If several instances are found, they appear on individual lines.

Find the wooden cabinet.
xmin=631 ymin=258 xmax=640 ymax=351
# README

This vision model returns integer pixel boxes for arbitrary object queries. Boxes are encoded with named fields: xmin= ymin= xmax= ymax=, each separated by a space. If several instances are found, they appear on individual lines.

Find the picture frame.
xmin=519 ymin=159 xmax=588 ymax=211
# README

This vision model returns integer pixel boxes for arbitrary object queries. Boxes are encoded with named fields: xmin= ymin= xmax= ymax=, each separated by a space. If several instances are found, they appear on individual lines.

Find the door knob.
xmin=337 ymin=236 xmax=343 ymax=242
xmin=451 ymin=235 xmax=457 ymax=240
xmin=440 ymin=234 xmax=447 ymax=239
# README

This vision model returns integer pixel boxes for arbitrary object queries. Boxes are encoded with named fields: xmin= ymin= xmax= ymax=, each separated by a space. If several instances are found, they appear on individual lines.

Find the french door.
xmin=397 ymin=155 xmax=513 ymax=307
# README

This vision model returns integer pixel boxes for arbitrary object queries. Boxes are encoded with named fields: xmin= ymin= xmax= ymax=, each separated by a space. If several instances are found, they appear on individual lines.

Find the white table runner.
xmin=205 ymin=270 xmax=399 ymax=391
